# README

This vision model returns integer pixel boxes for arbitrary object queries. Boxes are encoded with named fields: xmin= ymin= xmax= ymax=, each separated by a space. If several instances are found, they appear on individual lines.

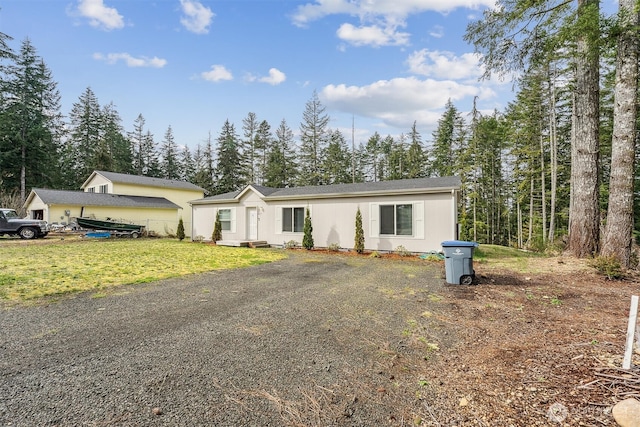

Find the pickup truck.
xmin=0 ymin=208 xmax=49 ymax=239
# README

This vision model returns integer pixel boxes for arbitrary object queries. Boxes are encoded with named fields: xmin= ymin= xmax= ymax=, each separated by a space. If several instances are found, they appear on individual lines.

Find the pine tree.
xmin=323 ymin=129 xmax=352 ymax=184
xmin=298 ymin=91 xmax=329 ymax=186
xmin=100 ymin=102 xmax=132 ymax=174
xmin=430 ymin=100 xmax=465 ymax=177
xmin=302 ymin=207 xmax=314 ymax=249
xmin=265 ymin=119 xmax=298 ymax=188
xmin=254 ymin=120 xmax=272 ymax=185
xmin=180 ymin=145 xmax=195 ymax=183
xmin=160 ymin=125 xmax=180 ymax=180
xmin=176 ymin=217 xmax=185 ymax=241
xmin=405 ymin=122 xmax=427 ymax=178
xmin=0 ymin=38 xmax=63 ymax=199
xmin=354 ymin=207 xmax=364 ymax=253
xmin=214 ymin=119 xmax=243 ymax=194
xmin=241 ymin=112 xmax=259 ymax=183
xmin=212 ymin=210 xmax=222 ymax=242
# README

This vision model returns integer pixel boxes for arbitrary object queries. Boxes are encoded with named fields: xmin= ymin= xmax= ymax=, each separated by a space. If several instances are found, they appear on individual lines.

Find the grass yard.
xmin=0 ymin=238 xmax=286 ymax=302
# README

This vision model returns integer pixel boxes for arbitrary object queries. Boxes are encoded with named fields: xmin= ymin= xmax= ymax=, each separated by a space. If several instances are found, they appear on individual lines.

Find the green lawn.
xmin=0 ymin=239 xmax=287 ymax=302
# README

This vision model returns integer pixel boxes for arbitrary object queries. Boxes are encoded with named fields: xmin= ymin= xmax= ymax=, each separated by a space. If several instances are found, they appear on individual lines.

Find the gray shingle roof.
xmin=85 ymin=171 xmax=205 ymax=192
xmin=32 ymin=189 xmax=180 ymax=209
xmin=191 ymin=177 xmax=460 ymax=204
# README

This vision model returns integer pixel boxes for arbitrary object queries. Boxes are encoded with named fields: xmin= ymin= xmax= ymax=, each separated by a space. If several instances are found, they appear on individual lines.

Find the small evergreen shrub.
xmin=212 ymin=211 xmax=222 ymax=242
xmin=369 ymin=251 xmax=381 ymax=258
xmin=302 ymin=207 xmax=314 ymax=250
xmin=589 ymin=255 xmax=624 ymax=280
xmin=176 ymin=217 xmax=185 ymax=241
xmin=354 ymin=207 xmax=365 ymax=254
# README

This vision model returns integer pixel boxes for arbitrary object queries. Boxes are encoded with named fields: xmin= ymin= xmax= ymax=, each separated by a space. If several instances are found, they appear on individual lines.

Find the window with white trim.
xmin=282 ymin=207 xmax=305 ymax=232
xmin=87 ymin=187 xmax=95 ymax=193
xmin=380 ymin=204 xmax=413 ymax=236
xmin=219 ymin=208 xmax=232 ymax=231
xmin=99 ymin=184 xmax=108 ymax=193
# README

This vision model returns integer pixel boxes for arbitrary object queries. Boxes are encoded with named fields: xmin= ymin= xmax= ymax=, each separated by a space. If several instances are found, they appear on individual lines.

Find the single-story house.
xmin=190 ymin=177 xmax=461 ymax=253
xmin=24 ymin=171 xmax=205 ymax=236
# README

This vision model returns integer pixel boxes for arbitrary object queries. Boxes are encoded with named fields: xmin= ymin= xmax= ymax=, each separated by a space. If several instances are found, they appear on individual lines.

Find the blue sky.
xmin=1 ymin=0 xmax=511 ymax=151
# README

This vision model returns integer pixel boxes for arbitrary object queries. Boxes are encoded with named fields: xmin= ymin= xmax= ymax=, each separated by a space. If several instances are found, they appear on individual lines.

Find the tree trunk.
xmin=600 ymin=0 xmax=638 ymax=267
xmin=548 ymin=66 xmax=558 ymax=243
xmin=568 ymin=0 xmax=600 ymax=257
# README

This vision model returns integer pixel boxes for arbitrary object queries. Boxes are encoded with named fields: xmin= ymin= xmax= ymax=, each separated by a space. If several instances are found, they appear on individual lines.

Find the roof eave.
xmin=264 ymin=186 xmax=460 ymax=201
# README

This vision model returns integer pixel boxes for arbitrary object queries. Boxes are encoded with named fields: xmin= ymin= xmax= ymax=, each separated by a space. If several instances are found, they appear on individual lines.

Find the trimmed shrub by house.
xmin=177 ymin=217 xmax=185 ymax=241
xmin=303 ymin=207 xmax=314 ymax=250
xmin=354 ymin=207 xmax=364 ymax=253
xmin=212 ymin=211 xmax=222 ymax=242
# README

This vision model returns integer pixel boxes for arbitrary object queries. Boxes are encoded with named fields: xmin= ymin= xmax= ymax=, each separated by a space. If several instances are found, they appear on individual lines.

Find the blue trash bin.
xmin=441 ymin=240 xmax=479 ymax=285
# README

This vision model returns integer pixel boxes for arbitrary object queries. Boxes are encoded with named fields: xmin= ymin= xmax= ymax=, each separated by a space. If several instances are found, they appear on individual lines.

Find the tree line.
xmin=1 ymin=0 xmax=638 ymax=268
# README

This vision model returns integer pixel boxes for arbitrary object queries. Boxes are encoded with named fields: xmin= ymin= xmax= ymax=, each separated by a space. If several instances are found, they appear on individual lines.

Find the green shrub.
xmin=354 ymin=207 xmax=365 ymax=254
xmin=212 ymin=211 xmax=222 ymax=242
xmin=369 ymin=251 xmax=381 ymax=258
xmin=176 ymin=217 xmax=185 ymax=241
xmin=302 ymin=208 xmax=314 ymax=250
xmin=589 ymin=255 xmax=624 ymax=280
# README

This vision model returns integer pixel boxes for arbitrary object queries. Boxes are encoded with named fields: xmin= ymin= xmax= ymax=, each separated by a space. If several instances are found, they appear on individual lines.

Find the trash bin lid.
xmin=441 ymin=240 xmax=479 ymax=247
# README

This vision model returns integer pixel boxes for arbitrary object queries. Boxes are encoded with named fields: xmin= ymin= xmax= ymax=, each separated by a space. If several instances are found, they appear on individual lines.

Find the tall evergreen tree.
xmin=430 ymin=100 xmax=465 ymax=177
xmin=264 ymin=119 xmax=298 ymax=188
xmin=100 ymin=102 xmax=132 ymax=174
xmin=323 ymin=129 xmax=352 ymax=184
xmin=254 ymin=119 xmax=272 ymax=185
xmin=180 ymin=145 xmax=196 ymax=183
xmin=600 ymin=0 xmax=639 ymax=267
xmin=214 ymin=120 xmax=243 ymax=194
xmin=1 ymin=39 xmax=63 ymax=198
xmin=241 ymin=112 xmax=259 ymax=184
xmin=298 ymin=91 xmax=329 ymax=186
xmin=160 ymin=125 xmax=180 ymax=180
xmin=66 ymin=87 xmax=102 ymax=187
xmin=405 ymin=121 xmax=427 ymax=178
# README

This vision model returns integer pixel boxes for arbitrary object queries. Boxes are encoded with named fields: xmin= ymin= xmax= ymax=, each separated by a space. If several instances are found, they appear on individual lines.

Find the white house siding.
xmin=192 ymin=188 xmax=457 ymax=253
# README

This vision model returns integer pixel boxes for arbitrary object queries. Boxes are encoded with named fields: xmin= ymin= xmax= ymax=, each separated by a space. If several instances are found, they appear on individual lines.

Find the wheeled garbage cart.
xmin=441 ymin=240 xmax=479 ymax=285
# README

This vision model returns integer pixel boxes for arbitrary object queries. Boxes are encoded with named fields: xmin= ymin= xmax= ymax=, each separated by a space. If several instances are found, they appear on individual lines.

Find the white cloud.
xmin=336 ymin=23 xmax=410 ymax=47
xmin=406 ymin=49 xmax=483 ymax=80
xmin=180 ymin=0 xmax=214 ymax=34
xmin=75 ymin=0 xmax=124 ymax=30
xmin=93 ymin=53 xmax=167 ymax=68
xmin=292 ymin=0 xmax=495 ymax=27
xmin=320 ymin=76 xmax=494 ymax=129
xmin=259 ymin=68 xmax=287 ymax=85
xmin=201 ymin=65 xmax=233 ymax=82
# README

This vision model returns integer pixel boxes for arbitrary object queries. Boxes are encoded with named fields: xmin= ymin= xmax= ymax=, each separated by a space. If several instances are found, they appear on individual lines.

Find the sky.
xmin=1 ymin=0 xmax=512 ymax=151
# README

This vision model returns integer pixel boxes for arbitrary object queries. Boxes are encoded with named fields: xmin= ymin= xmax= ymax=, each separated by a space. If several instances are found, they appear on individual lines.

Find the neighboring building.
xmin=23 ymin=171 xmax=205 ymax=236
xmin=190 ymin=177 xmax=460 ymax=253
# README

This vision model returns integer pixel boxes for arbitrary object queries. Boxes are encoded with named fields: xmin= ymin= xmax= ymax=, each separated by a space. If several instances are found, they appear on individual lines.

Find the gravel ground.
xmin=0 ymin=251 xmax=450 ymax=426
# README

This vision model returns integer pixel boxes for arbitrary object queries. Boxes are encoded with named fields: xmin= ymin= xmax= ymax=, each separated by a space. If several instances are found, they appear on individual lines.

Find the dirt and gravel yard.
xmin=1 ymin=249 xmax=639 ymax=426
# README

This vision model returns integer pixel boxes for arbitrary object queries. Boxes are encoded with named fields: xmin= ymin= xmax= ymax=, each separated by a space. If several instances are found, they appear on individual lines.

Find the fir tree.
xmin=298 ymin=91 xmax=329 ymax=186
xmin=302 ymin=207 xmax=314 ymax=250
xmin=214 ymin=119 xmax=243 ymax=194
xmin=354 ymin=207 xmax=364 ymax=253
xmin=176 ymin=217 xmax=185 ymax=241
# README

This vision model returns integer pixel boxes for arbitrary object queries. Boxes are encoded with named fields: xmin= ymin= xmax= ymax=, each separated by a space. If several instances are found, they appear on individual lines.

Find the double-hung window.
xmin=380 ymin=204 xmax=413 ymax=236
xmin=99 ymin=184 xmax=108 ymax=193
xmin=218 ymin=209 xmax=232 ymax=231
xmin=282 ymin=207 xmax=305 ymax=232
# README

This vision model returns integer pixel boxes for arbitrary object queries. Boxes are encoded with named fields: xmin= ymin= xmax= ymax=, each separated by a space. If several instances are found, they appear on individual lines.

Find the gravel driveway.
xmin=0 ymin=251 xmax=451 ymax=426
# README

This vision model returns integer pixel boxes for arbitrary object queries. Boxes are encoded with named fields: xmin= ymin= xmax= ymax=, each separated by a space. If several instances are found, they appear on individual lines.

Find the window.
xmin=282 ymin=207 xmax=305 ymax=232
xmin=99 ymin=184 xmax=108 ymax=193
xmin=380 ymin=204 xmax=413 ymax=236
xmin=219 ymin=209 xmax=231 ymax=231
xmin=87 ymin=187 xmax=95 ymax=193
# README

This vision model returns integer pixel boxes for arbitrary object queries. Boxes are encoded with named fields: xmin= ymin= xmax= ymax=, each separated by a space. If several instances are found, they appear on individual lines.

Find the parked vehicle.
xmin=0 ymin=209 xmax=49 ymax=239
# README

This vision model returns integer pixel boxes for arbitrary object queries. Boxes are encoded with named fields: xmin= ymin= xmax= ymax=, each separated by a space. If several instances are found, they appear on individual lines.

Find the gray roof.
xmin=192 ymin=177 xmax=461 ymax=204
xmin=31 ymin=188 xmax=181 ymax=209
xmin=83 ymin=171 xmax=204 ymax=192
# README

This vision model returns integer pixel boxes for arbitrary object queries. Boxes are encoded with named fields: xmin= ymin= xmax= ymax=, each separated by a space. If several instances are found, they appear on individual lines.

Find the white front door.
xmin=247 ymin=208 xmax=258 ymax=240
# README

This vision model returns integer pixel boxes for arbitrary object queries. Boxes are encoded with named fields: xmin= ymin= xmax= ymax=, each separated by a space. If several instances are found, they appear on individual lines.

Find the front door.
xmin=247 ymin=208 xmax=258 ymax=240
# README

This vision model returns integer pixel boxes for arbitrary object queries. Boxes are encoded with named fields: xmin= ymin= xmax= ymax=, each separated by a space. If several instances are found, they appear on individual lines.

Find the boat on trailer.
xmin=75 ymin=217 xmax=144 ymax=238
